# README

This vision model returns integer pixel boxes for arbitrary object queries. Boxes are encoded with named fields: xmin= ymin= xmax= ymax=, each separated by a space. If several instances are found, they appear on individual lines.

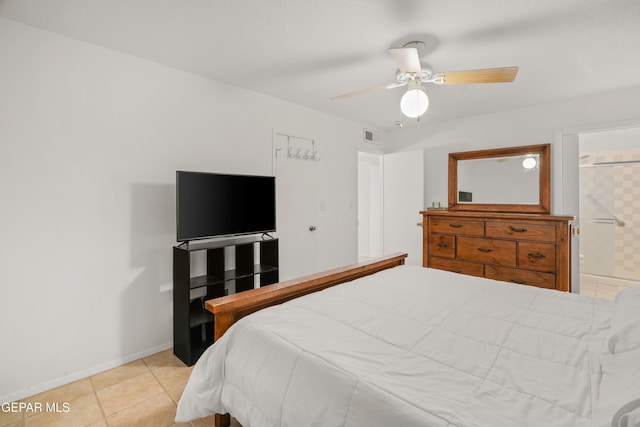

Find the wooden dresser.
xmin=421 ymin=211 xmax=573 ymax=292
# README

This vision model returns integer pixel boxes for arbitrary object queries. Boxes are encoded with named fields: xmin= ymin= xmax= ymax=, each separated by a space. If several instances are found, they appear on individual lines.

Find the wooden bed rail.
xmin=205 ymin=252 xmax=407 ymax=341
xmin=203 ymin=252 xmax=406 ymax=427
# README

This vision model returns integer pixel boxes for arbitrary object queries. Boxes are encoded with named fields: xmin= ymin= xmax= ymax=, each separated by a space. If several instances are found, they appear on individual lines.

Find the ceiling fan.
xmin=331 ymin=41 xmax=518 ymax=119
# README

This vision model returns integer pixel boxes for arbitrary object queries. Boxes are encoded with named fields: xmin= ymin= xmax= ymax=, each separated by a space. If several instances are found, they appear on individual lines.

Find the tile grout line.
xmin=99 ymin=365 xmax=170 ymax=425
xmin=143 ymin=356 xmax=187 ymax=427
xmin=88 ymin=375 xmax=108 ymax=426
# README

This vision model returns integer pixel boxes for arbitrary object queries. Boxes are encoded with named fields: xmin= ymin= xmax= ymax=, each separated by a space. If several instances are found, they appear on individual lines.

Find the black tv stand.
xmin=173 ymin=236 xmax=279 ymax=365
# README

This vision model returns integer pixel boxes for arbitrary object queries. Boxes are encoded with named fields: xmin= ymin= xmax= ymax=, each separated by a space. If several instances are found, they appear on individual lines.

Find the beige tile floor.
xmin=579 ymin=280 xmax=616 ymax=299
xmin=0 ymin=350 xmax=241 ymax=427
xmin=578 ymin=277 xmax=636 ymax=300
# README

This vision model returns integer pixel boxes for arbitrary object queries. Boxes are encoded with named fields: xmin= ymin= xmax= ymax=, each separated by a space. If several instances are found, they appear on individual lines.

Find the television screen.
xmin=176 ymin=171 xmax=276 ymax=241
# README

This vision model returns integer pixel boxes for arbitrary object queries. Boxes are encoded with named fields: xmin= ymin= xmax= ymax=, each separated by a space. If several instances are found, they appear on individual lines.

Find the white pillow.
xmin=615 ymin=286 xmax=640 ymax=307
xmin=605 ymin=286 xmax=640 ymax=354
xmin=592 ymin=347 xmax=640 ymax=427
xmin=611 ymin=398 xmax=640 ymax=427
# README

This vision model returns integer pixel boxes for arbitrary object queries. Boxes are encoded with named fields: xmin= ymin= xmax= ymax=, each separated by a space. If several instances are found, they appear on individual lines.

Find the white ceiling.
xmin=2 ymin=0 xmax=640 ymax=131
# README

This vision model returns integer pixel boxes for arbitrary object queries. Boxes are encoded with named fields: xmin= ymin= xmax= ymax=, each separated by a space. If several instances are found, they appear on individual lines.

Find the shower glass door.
xmin=579 ymin=159 xmax=640 ymax=281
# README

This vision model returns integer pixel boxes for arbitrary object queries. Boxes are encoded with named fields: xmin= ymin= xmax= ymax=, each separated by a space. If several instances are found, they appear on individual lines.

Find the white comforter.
xmin=176 ymin=265 xmax=640 ymax=427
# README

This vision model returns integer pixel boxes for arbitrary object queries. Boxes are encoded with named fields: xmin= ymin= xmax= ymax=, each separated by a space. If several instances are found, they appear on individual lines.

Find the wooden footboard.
xmin=204 ymin=252 xmax=407 ymax=427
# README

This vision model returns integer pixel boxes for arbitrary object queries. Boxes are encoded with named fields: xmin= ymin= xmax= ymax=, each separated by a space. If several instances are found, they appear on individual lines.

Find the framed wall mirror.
xmin=448 ymin=144 xmax=550 ymax=214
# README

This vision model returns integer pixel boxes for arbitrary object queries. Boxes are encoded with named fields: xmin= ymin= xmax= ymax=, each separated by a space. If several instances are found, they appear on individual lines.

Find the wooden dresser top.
xmin=421 ymin=211 xmax=574 ymax=222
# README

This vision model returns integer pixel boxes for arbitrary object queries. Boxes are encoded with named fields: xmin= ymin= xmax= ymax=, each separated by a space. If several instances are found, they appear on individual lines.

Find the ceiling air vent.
xmin=363 ymin=129 xmax=381 ymax=145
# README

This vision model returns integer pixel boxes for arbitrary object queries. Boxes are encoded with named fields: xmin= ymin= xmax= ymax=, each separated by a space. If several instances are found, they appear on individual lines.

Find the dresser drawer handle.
xmin=510 ymin=279 xmax=528 ymax=285
xmin=437 ymin=243 xmax=449 ymax=248
xmin=509 ymin=226 xmax=528 ymax=233
xmin=450 ymin=269 xmax=462 ymax=273
xmin=527 ymin=252 xmax=546 ymax=259
xmin=477 ymin=248 xmax=493 ymax=253
xmin=449 ymin=223 xmax=463 ymax=228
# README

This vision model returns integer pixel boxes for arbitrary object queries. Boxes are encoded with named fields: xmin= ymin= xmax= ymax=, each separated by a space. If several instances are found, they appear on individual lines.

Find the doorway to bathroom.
xmin=578 ymin=127 xmax=640 ymax=298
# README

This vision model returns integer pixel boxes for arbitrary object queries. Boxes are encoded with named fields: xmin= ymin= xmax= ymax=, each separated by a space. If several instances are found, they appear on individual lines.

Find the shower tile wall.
xmin=617 ymin=160 xmax=640 ymax=278
xmin=580 ymin=149 xmax=640 ymax=282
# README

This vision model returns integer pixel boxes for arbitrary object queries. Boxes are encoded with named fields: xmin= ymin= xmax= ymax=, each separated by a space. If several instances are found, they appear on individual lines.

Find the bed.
xmin=175 ymin=253 xmax=640 ymax=427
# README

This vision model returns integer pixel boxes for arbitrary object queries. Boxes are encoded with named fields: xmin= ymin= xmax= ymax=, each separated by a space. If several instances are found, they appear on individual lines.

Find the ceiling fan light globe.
xmin=400 ymin=87 xmax=429 ymax=118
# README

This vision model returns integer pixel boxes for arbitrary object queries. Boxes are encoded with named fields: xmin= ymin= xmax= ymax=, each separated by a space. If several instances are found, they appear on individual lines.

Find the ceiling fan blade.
xmin=388 ymin=47 xmax=422 ymax=74
xmin=330 ymin=82 xmax=406 ymax=100
xmin=434 ymin=66 xmax=518 ymax=85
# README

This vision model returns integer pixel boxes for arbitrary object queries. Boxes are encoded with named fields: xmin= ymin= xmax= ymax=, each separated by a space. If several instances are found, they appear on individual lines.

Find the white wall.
xmin=385 ymin=87 xmax=640 ymax=215
xmin=581 ymin=126 xmax=640 ymax=151
xmin=0 ymin=18 xmax=361 ymax=402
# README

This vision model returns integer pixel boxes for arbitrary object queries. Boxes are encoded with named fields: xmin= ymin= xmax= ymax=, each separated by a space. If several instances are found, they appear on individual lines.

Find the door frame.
xmin=555 ymin=117 xmax=640 ymax=293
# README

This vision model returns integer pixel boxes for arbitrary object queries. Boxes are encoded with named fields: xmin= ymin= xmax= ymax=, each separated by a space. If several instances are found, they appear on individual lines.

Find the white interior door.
xmin=383 ymin=150 xmax=424 ymax=266
xmin=358 ymin=152 xmax=383 ymax=259
xmin=274 ymin=133 xmax=319 ymax=280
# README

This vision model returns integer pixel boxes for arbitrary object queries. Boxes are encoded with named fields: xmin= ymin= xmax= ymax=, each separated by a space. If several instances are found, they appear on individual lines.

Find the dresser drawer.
xmin=430 ymin=257 xmax=484 ymax=277
xmin=429 ymin=234 xmax=455 ymax=258
xmin=422 ymin=212 xmax=572 ymax=292
xmin=518 ymin=242 xmax=556 ymax=272
xmin=486 ymin=222 xmax=556 ymax=242
xmin=430 ymin=218 xmax=484 ymax=236
xmin=485 ymin=265 xmax=556 ymax=289
xmin=457 ymin=237 xmax=517 ymax=266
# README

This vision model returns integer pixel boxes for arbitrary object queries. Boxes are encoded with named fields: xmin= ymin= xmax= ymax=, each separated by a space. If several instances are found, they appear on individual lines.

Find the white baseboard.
xmin=0 ymin=342 xmax=173 ymax=404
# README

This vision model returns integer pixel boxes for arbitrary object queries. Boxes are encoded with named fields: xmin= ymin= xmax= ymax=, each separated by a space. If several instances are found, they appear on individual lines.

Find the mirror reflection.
xmin=448 ymin=143 xmax=550 ymax=214
xmin=457 ymin=154 xmax=541 ymax=204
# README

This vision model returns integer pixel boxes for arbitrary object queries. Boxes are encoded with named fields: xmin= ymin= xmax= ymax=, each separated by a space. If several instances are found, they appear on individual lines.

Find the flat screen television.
xmin=176 ymin=171 xmax=276 ymax=242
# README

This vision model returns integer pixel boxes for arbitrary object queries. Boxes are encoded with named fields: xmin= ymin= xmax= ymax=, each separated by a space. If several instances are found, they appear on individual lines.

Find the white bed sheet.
xmin=176 ymin=265 xmax=640 ymax=427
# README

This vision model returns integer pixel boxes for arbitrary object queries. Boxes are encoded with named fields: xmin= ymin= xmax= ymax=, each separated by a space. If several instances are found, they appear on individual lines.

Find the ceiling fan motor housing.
xmin=395 ymin=67 xmax=433 ymax=84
